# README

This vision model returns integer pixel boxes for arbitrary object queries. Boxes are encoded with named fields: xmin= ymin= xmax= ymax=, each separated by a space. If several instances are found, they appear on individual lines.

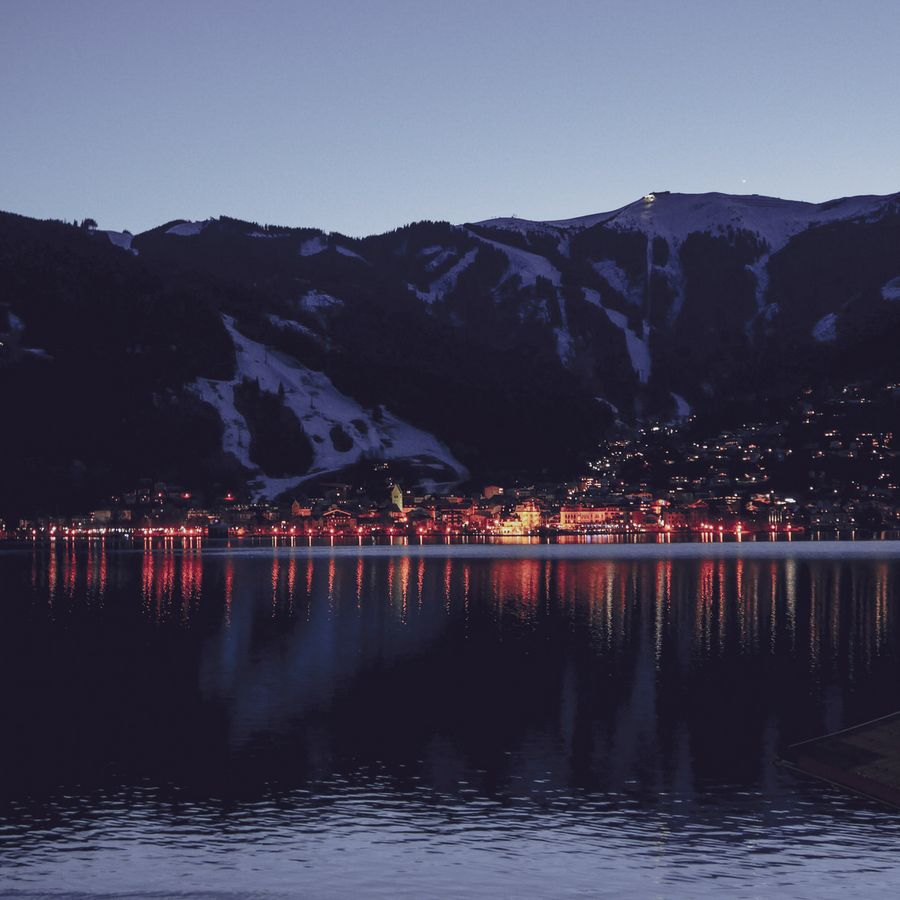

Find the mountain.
xmin=2 ymin=190 xmax=900 ymax=517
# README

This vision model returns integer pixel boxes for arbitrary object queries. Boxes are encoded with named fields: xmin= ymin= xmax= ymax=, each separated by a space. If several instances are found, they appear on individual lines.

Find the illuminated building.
xmin=558 ymin=504 xmax=624 ymax=528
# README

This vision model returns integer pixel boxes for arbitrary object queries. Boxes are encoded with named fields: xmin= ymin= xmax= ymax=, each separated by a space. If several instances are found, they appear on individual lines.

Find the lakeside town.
xmin=5 ymin=380 xmax=900 ymax=543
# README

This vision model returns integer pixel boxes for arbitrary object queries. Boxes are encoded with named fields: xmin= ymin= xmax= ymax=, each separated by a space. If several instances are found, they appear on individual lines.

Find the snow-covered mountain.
xmin=3 ymin=189 xmax=900 ymax=513
xmin=477 ymin=189 xmax=899 ymax=355
xmin=466 ymin=190 xmax=900 ymax=415
xmin=484 ymin=191 xmax=892 ymax=250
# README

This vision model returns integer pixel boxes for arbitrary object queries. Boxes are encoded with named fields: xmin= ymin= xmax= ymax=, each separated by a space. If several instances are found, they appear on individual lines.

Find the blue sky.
xmin=1 ymin=0 xmax=898 ymax=234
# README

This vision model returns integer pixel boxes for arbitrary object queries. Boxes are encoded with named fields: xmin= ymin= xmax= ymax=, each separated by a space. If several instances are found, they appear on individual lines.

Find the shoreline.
xmin=196 ymin=539 xmax=900 ymax=559
xmin=7 ymin=538 xmax=900 ymax=559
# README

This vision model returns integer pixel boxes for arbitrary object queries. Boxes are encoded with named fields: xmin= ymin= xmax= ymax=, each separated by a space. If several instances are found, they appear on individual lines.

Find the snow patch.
xmin=747 ymin=256 xmax=770 ymax=310
xmin=584 ymin=289 xmax=651 ymax=383
xmin=299 ymin=235 xmax=327 ymax=256
xmin=671 ymin=392 xmax=692 ymax=419
xmin=190 ymin=316 xmax=466 ymax=499
xmin=299 ymin=291 xmax=343 ymax=313
xmin=468 ymin=230 xmax=561 ymax=287
xmin=166 ymin=220 xmax=210 ymax=237
xmin=595 ymin=397 xmax=620 ymax=417
xmin=190 ymin=378 xmax=254 ymax=471
xmin=554 ymin=294 xmax=574 ymax=364
xmin=103 ymin=231 xmax=137 ymax=254
xmin=592 ymin=260 xmax=640 ymax=303
xmin=881 ymin=276 xmax=900 ymax=302
xmin=812 ymin=312 xmax=838 ymax=343
xmin=413 ymin=249 xmax=478 ymax=303
xmin=335 ymin=244 xmax=366 ymax=261
xmin=424 ymin=248 xmax=456 ymax=272
xmin=267 ymin=314 xmax=317 ymax=339
xmin=554 ymin=327 xmax=573 ymax=364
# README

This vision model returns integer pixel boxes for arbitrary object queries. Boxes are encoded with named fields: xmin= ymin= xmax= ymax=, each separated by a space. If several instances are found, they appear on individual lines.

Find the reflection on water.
xmin=2 ymin=542 xmax=900 ymax=897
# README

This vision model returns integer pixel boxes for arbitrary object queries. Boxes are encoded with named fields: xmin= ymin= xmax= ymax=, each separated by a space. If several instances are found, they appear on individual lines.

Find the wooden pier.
xmin=782 ymin=712 xmax=900 ymax=808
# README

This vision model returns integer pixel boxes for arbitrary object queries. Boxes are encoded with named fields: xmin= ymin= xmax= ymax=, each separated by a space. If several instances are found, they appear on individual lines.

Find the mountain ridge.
xmin=2 ymin=188 xmax=900 ymax=517
xmin=480 ymin=189 xmax=899 ymax=244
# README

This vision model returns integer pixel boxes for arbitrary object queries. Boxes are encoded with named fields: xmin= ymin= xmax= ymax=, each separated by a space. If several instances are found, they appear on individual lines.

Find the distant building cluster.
xmin=8 ymin=380 xmax=900 ymax=543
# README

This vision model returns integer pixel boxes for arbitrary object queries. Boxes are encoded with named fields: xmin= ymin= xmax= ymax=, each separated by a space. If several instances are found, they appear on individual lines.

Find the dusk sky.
xmin=2 ymin=0 xmax=899 ymax=235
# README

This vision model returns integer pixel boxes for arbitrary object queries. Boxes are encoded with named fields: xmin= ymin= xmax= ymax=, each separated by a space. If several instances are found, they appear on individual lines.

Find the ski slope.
xmin=190 ymin=316 xmax=466 ymax=498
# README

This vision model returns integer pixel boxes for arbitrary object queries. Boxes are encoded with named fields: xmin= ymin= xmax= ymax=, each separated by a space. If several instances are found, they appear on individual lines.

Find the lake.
xmin=1 ymin=540 xmax=900 ymax=897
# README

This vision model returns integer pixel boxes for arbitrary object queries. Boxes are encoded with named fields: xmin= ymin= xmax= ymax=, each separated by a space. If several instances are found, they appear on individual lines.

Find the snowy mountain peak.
xmin=478 ymin=190 xmax=899 ymax=253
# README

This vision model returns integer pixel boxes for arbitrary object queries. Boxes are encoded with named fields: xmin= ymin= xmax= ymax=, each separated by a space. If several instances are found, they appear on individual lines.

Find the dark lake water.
xmin=2 ymin=540 xmax=900 ymax=897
